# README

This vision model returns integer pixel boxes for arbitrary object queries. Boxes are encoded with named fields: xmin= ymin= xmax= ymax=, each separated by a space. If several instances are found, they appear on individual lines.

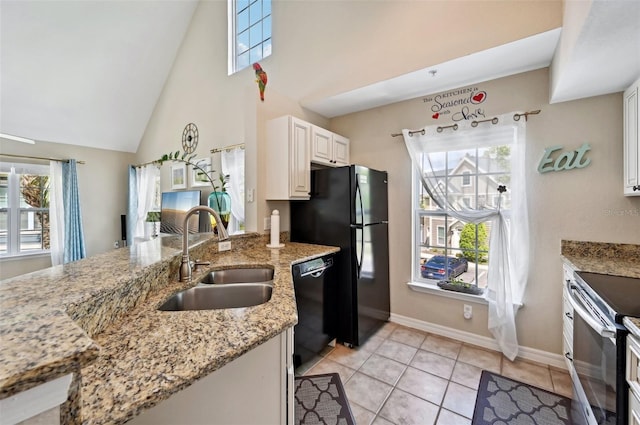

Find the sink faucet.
xmin=180 ymin=205 xmax=230 ymax=282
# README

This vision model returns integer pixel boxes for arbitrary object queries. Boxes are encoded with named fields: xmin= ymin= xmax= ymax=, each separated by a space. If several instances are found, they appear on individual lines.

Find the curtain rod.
xmin=210 ymin=143 xmax=244 ymax=154
xmin=0 ymin=153 xmax=85 ymax=164
xmin=390 ymin=110 xmax=541 ymax=137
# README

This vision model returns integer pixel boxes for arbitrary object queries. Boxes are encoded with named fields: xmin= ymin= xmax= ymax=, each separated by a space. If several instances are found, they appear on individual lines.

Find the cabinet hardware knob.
xmin=564 ymin=352 xmax=573 ymax=361
xmin=634 ymin=185 xmax=640 ymax=191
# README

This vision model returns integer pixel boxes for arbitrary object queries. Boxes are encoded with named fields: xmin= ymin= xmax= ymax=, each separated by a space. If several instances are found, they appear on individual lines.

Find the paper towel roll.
xmin=270 ymin=209 xmax=280 ymax=247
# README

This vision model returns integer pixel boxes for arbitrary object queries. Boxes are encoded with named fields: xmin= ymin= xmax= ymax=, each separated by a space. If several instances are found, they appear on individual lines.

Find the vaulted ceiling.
xmin=1 ymin=0 xmax=639 ymax=153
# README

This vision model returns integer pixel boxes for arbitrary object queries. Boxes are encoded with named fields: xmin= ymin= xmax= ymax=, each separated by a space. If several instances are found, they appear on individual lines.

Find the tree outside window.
xmin=0 ymin=165 xmax=50 ymax=256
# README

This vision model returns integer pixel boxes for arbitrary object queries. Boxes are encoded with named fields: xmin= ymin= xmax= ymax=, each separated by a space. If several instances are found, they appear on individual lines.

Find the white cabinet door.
xmin=290 ymin=118 xmax=312 ymax=198
xmin=624 ymin=77 xmax=640 ymax=196
xmin=332 ymin=134 xmax=350 ymax=166
xmin=266 ymin=116 xmax=311 ymax=200
xmin=311 ymin=125 xmax=333 ymax=166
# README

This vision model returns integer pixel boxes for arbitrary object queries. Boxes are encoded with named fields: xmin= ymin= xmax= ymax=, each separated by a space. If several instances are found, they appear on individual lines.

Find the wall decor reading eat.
xmin=423 ymin=87 xmax=488 ymax=122
xmin=538 ymin=143 xmax=591 ymax=173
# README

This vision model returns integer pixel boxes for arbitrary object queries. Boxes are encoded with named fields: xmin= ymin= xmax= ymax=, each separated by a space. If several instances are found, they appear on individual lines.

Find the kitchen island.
xmin=0 ymin=233 xmax=338 ymax=424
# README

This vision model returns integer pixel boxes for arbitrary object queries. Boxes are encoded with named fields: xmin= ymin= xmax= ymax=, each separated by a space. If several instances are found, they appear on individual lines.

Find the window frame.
xmin=0 ymin=163 xmax=51 ymax=258
xmin=228 ymin=0 xmax=272 ymax=75
xmin=411 ymin=146 xmax=510 ymax=298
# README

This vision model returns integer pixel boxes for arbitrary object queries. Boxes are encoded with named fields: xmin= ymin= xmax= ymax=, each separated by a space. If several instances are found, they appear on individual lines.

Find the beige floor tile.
xmin=450 ymin=361 xmax=483 ymax=389
xmin=436 ymin=408 xmax=472 ymax=425
xmin=371 ymin=416 xmax=395 ymax=425
xmin=421 ymin=334 xmax=462 ymax=359
xmin=344 ymin=372 xmax=393 ymax=413
xmin=373 ymin=322 xmax=398 ymax=339
xmin=359 ymin=334 xmax=386 ymax=353
xmin=457 ymin=345 xmax=501 ymax=373
xmin=550 ymin=367 xmax=573 ymax=398
xmin=375 ymin=339 xmax=418 ymax=364
xmin=359 ymin=354 xmax=407 ymax=386
xmin=305 ymin=358 xmax=356 ymax=385
xmin=410 ymin=350 xmax=456 ymax=380
xmin=379 ymin=388 xmax=439 ymax=425
xmin=396 ymin=366 xmax=448 ymax=405
xmin=501 ymin=358 xmax=553 ymax=392
xmin=349 ymin=402 xmax=376 ymax=425
xmin=442 ymin=382 xmax=478 ymax=419
xmin=389 ymin=327 xmax=426 ymax=348
xmin=327 ymin=343 xmax=373 ymax=370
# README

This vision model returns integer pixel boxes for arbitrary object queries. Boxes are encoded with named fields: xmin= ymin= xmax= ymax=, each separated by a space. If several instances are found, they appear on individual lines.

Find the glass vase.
xmin=208 ymin=191 xmax=231 ymax=232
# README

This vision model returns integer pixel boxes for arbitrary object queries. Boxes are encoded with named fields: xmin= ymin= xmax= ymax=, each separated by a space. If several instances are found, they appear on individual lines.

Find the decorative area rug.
xmin=472 ymin=370 xmax=572 ymax=425
xmin=295 ymin=373 xmax=355 ymax=425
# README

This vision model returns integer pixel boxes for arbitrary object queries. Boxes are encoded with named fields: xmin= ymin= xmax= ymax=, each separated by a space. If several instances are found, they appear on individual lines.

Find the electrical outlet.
xmin=218 ymin=241 xmax=231 ymax=252
xmin=113 ymin=240 xmax=119 ymax=249
xmin=264 ymin=217 xmax=271 ymax=230
xmin=463 ymin=304 xmax=472 ymax=320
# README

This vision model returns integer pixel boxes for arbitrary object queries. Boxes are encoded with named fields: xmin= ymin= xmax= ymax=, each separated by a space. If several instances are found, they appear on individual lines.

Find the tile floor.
xmin=296 ymin=322 xmax=572 ymax=425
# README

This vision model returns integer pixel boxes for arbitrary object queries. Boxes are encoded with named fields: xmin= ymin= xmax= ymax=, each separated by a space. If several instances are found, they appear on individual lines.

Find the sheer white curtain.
xmin=221 ymin=147 xmax=245 ymax=233
xmin=403 ymin=113 xmax=529 ymax=360
xmin=134 ymin=165 xmax=160 ymax=240
xmin=49 ymin=161 xmax=64 ymax=266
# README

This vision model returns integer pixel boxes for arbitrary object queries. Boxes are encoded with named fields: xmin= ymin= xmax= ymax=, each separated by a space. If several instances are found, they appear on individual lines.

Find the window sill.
xmin=0 ymin=251 xmax=50 ymax=262
xmin=407 ymin=281 xmax=488 ymax=305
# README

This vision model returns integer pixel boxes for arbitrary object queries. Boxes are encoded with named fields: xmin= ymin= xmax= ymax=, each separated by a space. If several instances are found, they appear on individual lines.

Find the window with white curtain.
xmin=404 ymin=113 xmax=529 ymax=360
xmin=0 ymin=162 xmax=50 ymax=257
xmin=228 ymin=0 xmax=272 ymax=74
xmin=415 ymin=146 xmax=511 ymax=290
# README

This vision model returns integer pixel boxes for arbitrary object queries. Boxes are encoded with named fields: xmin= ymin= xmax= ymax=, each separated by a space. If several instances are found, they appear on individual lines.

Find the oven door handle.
xmin=565 ymin=281 xmax=616 ymax=339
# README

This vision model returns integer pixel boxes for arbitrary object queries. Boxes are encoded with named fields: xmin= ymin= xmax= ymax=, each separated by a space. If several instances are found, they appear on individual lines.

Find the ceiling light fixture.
xmin=0 ymin=133 xmax=36 ymax=144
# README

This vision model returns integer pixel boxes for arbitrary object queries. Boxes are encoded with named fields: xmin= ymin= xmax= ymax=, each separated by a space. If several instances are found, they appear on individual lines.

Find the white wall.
xmin=0 ymin=140 xmax=134 ymax=279
xmin=330 ymin=68 xmax=639 ymax=354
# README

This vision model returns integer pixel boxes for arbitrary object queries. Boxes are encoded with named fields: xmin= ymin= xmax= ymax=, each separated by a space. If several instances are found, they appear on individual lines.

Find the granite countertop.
xmin=560 ymin=240 xmax=640 ymax=279
xmin=0 ymin=233 xmax=339 ymax=424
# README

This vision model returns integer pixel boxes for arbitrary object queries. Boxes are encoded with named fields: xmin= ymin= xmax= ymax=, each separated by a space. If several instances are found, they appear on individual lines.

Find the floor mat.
xmin=295 ymin=373 xmax=355 ymax=425
xmin=472 ymin=370 xmax=572 ymax=425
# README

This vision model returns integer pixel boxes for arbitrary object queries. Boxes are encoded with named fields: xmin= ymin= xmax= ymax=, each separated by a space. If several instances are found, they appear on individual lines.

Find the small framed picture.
xmin=171 ymin=164 xmax=187 ymax=189
xmin=190 ymin=157 xmax=212 ymax=187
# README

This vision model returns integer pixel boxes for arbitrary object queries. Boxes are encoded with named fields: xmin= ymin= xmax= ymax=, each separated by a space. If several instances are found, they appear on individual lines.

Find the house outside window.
xmin=416 ymin=146 xmax=510 ymax=290
xmin=0 ymin=163 xmax=50 ymax=257
xmin=228 ymin=0 xmax=272 ymax=74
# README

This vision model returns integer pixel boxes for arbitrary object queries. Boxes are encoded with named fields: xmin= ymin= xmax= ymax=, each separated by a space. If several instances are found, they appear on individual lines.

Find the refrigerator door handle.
xmin=355 ymin=174 xmax=364 ymax=226
xmin=355 ymin=227 xmax=363 ymax=279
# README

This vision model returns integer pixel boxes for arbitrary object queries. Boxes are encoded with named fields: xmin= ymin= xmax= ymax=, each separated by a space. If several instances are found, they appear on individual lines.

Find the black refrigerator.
xmin=291 ymin=165 xmax=390 ymax=347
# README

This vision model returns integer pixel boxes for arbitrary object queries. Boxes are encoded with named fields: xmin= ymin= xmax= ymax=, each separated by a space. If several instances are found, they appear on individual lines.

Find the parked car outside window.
xmin=421 ymin=255 xmax=468 ymax=280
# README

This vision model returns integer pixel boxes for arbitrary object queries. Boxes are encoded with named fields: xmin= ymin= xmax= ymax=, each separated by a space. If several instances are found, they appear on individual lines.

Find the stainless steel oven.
xmin=566 ymin=271 xmax=640 ymax=425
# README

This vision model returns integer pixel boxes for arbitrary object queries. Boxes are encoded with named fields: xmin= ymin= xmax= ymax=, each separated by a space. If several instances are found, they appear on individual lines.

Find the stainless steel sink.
xmin=199 ymin=267 xmax=274 ymax=285
xmin=158 ymin=283 xmax=273 ymax=311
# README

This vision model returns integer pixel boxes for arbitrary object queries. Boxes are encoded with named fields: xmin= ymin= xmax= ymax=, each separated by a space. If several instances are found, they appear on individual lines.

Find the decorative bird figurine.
xmin=253 ymin=62 xmax=268 ymax=102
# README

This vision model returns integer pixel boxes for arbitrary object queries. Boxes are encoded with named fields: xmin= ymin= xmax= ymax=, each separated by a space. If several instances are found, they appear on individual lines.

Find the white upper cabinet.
xmin=266 ymin=116 xmax=311 ymax=200
xmin=310 ymin=125 xmax=350 ymax=167
xmin=624 ymin=77 xmax=640 ymax=196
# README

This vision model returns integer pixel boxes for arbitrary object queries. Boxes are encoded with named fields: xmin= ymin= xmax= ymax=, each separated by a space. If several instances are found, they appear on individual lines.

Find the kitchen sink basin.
xmin=158 ymin=283 xmax=273 ymax=311
xmin=199 ymin=267 xmax=274 ymax=284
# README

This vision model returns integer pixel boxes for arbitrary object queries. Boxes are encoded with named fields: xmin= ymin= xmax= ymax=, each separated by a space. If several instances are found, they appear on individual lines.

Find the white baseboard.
xmin=389 ymin=313 xmax=567 ymax=371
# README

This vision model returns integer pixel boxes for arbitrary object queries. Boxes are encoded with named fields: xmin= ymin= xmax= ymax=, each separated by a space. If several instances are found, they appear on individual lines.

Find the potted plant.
xmin=437 ymin=277 xmax=484 ymax=296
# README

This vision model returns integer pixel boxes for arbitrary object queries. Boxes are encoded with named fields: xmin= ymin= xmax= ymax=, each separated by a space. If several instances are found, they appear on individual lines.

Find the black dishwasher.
xmin=292 ymin=254 xmax=336 ymax=369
